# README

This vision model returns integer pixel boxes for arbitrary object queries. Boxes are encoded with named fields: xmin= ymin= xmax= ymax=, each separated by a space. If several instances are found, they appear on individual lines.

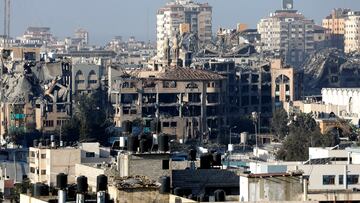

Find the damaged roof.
xmin=112 ymin=175 xmax=159 ymax=189
xmin=156 ymin=66 xmax=225 ymax=81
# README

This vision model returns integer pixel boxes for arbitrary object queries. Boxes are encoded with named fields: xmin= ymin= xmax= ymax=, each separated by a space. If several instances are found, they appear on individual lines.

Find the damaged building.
xmin=302 ymin=48 xmax=360 ymax=95
xmin=0 ymin=47 xmax=72 ymax=143
xmin=110 ymin=66 xmax=227 ymax=141
xmin=192 ymin=58 xmax=301 ymax=127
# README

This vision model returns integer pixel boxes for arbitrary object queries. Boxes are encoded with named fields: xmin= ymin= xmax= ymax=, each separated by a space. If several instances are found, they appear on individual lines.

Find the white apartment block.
xmin=248 ymin=147 xmax=360 ymax=201
xmin=257 ymin=10 xmax=315 ymax=67
xmin=156 ymin=0 xmax=212 ymax=57
xmin=29 ymin=147 xmax=81 ymax=186
xmin=345 ymin=11 xmax=360 ymax=53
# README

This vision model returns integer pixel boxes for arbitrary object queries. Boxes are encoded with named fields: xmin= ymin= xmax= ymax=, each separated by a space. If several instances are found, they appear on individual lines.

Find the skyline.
xmin=1 ymin=0 xmax=360 ymax=45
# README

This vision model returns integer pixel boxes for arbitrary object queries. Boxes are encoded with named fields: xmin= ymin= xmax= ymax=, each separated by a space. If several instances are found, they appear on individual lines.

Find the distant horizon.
xmin=1 ymin=0 xmax=359 ymax=45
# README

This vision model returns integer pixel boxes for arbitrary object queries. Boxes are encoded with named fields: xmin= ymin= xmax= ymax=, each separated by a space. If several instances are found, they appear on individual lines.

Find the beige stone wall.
xmin=109 ymin=186 xmax=169 ymax=203
xmin=20 ymin=194 xmax=48 ymax=203
xmin=119 ymin=154 xmax=171 ymax=181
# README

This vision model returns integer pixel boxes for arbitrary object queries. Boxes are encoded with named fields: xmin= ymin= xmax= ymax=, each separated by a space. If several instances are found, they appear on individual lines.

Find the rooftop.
xmin=157 ymin=67 xmax=225 ymax=81
xmin=241 ymin=172 xmax=303 ymax=178
xmin=112 ymin=175 xmax=159 ymax=189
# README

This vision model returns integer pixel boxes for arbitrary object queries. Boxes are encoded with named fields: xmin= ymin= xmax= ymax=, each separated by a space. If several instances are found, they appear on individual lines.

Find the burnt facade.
xmin=111 ymin=67 xmax=227 ymax=141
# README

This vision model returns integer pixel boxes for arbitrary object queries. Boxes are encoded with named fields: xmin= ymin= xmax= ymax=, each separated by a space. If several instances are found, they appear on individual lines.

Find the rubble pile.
xmin=302 ymin=48 xmax=360 ymax=94
xmin=2 ymin=63 xmax=43 ymax=103
xmin=1 ymin=60 xmax=70 ymax=107
xmin=113 ymin=175 xmax=159 ymax=189
xmin=176 ymin=31 xmax=257 ymax=58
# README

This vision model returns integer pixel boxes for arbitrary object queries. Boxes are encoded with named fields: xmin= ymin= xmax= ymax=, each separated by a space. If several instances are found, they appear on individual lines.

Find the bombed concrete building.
xmin=0 ymin=47 xmax=72 ymax=142
xmin=110 ymin=66 xmax=227 ymax=141
xmin=303 ymin=48 xmax=360 ymax=95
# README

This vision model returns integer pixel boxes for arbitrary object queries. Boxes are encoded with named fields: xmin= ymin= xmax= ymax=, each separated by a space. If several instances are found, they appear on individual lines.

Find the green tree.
xmin=276 ymin=113 xmax=339 ymax=161
xmin=270 ymin=109 xmax=289 ymax=139
xmin=57 ymin=117 xmax=80 ymax=142
xmin=73 ymin=88 xmax=113 ymax=143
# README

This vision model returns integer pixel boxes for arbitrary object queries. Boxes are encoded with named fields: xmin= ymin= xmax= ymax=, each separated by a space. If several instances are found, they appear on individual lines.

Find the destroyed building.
xmin=110 ymin=66 xmax=227 ymax=141
xmin=302 ymin=48 xmax=360 ymax=95
xmin=0 ymin=47 xmax=72 ymax=142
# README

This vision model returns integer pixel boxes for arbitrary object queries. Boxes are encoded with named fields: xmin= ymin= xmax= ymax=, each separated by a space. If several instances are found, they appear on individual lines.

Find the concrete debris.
xmin=302 ymin=48 xmax=360 ymax=95
xmin=177 ymin=31 xmax=257 ymax=58
xmin=113 ymin=175 xmax=159 ymax=189
xmin=1 ymin=61 xmax=69 ymax=104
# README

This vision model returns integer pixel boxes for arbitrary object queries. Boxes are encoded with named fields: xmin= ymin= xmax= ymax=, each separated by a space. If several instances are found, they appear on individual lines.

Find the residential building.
xmin=345 ymin=11 xmax=360 ymax=53
xmin=0 ymin=60 xmax=72 ymax=139
xmin=72 ymin=63 xmax=102 ymax=94
xmin=0 ymin=46 xmax=40 ymax=61
xmin=322 ymin=8 xmax=350 ymax=50
xmin=28 ymin=146 xmax=81 ymax=186
xmin=74 ymin=28 xmax=89 ymax=46
xmin=239 ymin=172 xmax=304 ymax=202
xmin=313 ymin=25 xmax=330 ymax=50
xmin=156 ymin=0 xmax=212 ymax=57
xmin=246 ymin=147 xmax=360 ymax=202
xmin=28 ymin=142 xmax=109 ymax=186
xmin=110 ymin=66 xmax=227 ymax=141
xmin=20 ymin=27 xmax=55 ymax=45
xmin=238 ymin=62 xmax=273 ymax=117
xmin=257 ymin=1 xmax=315 ymax=67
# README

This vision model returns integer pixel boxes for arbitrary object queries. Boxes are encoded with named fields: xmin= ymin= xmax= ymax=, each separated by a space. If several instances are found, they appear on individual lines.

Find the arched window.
xmin=88 ymin=70 xmax=98 ymax=85
xmin=75 ymin=70 xmax=85 ymax=85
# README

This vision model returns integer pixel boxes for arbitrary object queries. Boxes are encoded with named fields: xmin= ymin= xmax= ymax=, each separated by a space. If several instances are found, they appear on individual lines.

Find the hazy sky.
xmin=1 ymin=0 xmax=360 ymax=45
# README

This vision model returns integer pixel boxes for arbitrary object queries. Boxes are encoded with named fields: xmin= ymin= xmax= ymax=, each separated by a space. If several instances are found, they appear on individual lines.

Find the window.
xmin=162 ymin=160 xmax=170 ymax=170
xmin=170 ymin=122 xmax=177 ymax=127
xmin=41 ymin=170 xmax=46 ymax=175
xmin=41 ymin=154 xmax=46 ymax=159
xmin=347 ymin=175 xmax=359 ymax=185
xmin=30 ymin=167 xmax=35 ymax=173
xmin=163 ymin=81 xmax=177 ymax=88
xmin=323 ymin=175 xmax=335 ymax=185
xmin=163 ymin=122 xmax=170 ymax=127
xmin=44 ymin=120 xmax=54 ymax=127
xmin=85 ymin=152 xmax=95 ymax=158
xmin=339 ymin=175 xmax=344 ymax=185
